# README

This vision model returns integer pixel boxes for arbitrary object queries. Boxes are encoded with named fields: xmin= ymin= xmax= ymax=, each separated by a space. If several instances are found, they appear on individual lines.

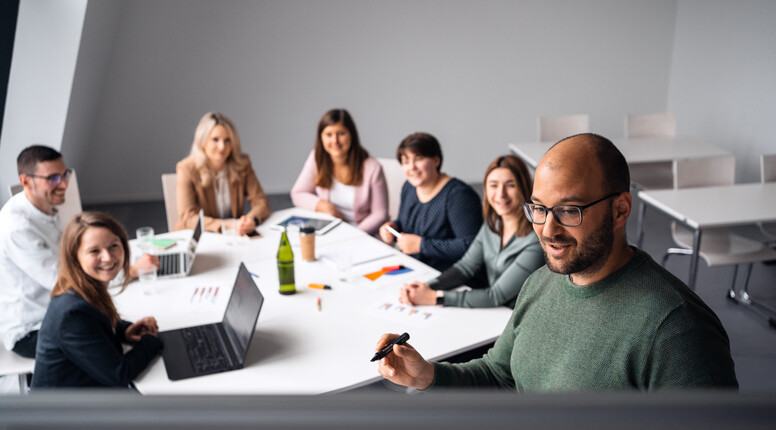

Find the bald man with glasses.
xmin=376 ymin=133 xmax=738 ymax=391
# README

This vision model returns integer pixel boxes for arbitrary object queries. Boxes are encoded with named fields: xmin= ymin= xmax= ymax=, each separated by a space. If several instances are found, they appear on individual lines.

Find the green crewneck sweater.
xmin=432 ymin=248 xmax=738 ymax=391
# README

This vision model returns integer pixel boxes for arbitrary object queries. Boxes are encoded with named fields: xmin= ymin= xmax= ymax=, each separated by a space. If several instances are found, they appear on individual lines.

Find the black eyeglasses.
xmin=521 ymin=192 xmax=620 ymax=227
xmin=25 ymin=168 xmax=73 ymax=186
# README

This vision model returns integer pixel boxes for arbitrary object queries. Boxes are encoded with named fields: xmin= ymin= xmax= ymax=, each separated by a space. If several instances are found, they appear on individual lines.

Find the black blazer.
xmin=31 ymin=291 xmax=162 ymax=388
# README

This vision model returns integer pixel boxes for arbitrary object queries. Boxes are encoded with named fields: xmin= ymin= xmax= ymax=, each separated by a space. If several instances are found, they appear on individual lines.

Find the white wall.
xmin=0 ymin=0 xmax=87 ymax=207
xmin=668 ymin=0 xmax=776 ymax=183
xmin=65 ymin=0 xmax=677 ymax=203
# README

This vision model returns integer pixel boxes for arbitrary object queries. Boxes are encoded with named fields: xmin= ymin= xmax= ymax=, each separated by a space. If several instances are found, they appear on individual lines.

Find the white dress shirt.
xmin=0 ymin=192 xmax=62 ymax=350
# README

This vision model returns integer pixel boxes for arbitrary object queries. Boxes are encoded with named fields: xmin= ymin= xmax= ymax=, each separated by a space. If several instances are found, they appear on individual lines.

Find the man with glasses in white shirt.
xmin=376 ymin=133 xmax=738 ymax=391
xmin=0 ymin=146 xmax=71 ymax=358
xmin=0 ymin=145 xmax=156 ymax=359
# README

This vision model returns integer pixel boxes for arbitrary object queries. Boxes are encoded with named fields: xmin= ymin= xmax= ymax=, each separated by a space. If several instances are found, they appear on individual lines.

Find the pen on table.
xmin=199 ymin=287 xmax=206 ymax=303
xmin=212 ymin=287 xmax=219 ymax=303
xmin=308 ymin=283 xmax=332 ymax=290
xmin=316 ymin=297 xmax=322 ymax=312
xmin=371 ymin=332 xmax=410 ymax=362
xmin=249 ymin=271 xmax=260 ymax=279
xmin=190 ymin=287 xmax=199 ymax=303
xmin=384 ymin=225 xmax=402 ymax=239
xmin=206 ymin=287 xmax=212 ymax=301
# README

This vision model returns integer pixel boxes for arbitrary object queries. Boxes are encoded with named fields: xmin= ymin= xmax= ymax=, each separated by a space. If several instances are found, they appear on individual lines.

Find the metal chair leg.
xmin=661 ymin=248 xmax=694 ymax=267
xmin=726 ymin=265 xmax=739 ymax=301
xmin=17 ymin=373 xmax=29 ymax=395
xmin=726 ymin=263 xmax=776 ymax=329
xmin=739 ymin=264 xmax=753 ymax=304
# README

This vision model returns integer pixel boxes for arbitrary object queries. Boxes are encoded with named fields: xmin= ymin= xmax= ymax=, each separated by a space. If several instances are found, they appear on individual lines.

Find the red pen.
xmin=199 ymin=287 xmax=206 ymax=303
xmin=190 ymin=287 xmax=199 ymax=303
xmin=212 ymin=287 xmax=219 ymax=303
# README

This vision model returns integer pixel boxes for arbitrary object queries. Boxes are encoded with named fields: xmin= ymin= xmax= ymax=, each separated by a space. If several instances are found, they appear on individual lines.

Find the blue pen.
xmin=249 ymin=271 xmax=260 ymax=278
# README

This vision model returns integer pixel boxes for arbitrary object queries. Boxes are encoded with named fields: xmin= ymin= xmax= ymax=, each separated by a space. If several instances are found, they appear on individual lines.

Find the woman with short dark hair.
xmin=379 ymin=132 xmax=482 ymax=271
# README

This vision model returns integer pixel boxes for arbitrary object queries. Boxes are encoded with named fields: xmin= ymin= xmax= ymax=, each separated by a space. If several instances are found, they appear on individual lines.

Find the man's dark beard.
xmin=541 ymin=211 xmax=614 ymax=278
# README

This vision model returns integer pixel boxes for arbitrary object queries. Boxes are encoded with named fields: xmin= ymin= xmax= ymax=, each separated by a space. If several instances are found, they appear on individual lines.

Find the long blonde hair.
xmin=52 ymin=212 xmax=130 ymax=327
xmin=189 ymin=112 xmax=250 ymax=187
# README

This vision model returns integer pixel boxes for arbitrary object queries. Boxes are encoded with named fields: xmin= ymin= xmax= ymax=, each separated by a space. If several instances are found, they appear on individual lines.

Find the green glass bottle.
xmin=277 ymin=228 xmax=296 ymax=295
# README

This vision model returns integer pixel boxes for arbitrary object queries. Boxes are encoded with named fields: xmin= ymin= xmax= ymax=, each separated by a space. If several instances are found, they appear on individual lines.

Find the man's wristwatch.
xmin=435 ymin=290 xmax=445 ymax=306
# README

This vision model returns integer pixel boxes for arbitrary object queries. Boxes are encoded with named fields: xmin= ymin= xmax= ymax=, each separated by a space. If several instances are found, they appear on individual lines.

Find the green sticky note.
xmin=152 ymin=238 xmax=176 ymax=250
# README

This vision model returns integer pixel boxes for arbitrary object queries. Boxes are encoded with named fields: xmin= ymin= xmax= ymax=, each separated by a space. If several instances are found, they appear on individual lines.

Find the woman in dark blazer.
xmin=31 ymin=212 xmax=162 ymax=388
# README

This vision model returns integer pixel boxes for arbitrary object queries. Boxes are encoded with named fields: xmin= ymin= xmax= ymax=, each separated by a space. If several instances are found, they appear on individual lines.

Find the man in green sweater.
xmin=376 ymin=133 xmax=738 ymax=391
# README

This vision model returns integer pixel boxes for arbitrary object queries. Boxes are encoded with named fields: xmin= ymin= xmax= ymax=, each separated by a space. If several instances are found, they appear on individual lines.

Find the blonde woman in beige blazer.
xmin=175 ymin=112 xmax=270 ymax=234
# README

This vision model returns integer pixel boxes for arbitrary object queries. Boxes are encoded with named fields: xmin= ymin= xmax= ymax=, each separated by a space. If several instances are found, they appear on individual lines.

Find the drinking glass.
xmin=136 ymin=226 xmax=154 ymax=253
xmin=138 ymin=263 xmax=157 ymax=295
xmin=221 ymin=219 xmax=238 ymax=245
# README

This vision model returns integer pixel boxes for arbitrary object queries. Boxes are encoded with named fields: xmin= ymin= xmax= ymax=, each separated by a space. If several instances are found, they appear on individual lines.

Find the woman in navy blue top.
xmin=32 ymin=212 xmax=162 ymax=388
xmin=379 ymin=132 xmax=482 ymax=271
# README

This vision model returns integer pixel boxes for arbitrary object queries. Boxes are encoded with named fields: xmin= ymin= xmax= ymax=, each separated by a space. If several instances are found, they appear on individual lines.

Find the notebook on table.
xmin=158 ymin=262 xmax=264 ymax=381
xmin=157 ymin=210 xmax=204 ymax=279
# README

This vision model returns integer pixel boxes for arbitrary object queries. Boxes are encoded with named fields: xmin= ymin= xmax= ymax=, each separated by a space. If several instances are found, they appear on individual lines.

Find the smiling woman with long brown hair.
xmin=291 ymin=108 xmax=388 ymax=235
xmin=31 ymin=212 xmax=162 ymax=388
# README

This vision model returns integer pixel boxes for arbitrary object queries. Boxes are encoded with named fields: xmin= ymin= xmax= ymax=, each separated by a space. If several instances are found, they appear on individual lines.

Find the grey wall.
xmin=64 ymin=0 xmax=677 ymax=204
xmin=0 ymin=0 xmax=87 ymax=207
xmin=667 ymin=0 xmax=776 ymax=183
xmin=60 ymin=0 xmax=122 ymax=186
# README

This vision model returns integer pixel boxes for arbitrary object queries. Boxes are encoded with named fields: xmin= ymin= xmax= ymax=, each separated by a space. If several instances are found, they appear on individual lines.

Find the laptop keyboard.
xmin=158 ymin=253 xmax=180 ymax=276
xmin=181 ymin=325 xmax=229 ymax=373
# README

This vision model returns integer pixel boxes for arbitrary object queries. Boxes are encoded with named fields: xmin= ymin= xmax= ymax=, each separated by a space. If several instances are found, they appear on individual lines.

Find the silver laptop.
xmin=157 ymin=210 xmax=204 ymax=279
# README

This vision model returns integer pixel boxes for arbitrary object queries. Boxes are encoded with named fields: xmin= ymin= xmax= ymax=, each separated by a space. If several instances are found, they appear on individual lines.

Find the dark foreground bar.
xmin=1 ymin=391 xmax=774 ymax=430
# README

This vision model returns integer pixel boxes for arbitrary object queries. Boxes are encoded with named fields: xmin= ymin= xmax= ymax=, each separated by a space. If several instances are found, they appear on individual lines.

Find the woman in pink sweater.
xmin=291 ymin=109 xmax=388 ymax=235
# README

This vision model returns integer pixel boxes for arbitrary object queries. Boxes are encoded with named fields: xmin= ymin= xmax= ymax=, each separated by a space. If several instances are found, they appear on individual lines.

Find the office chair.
xmin=537 ymin=114 xmax=589 ymax=142
xmin=376 ymin=158 xmax=405 ymax=221
xmin=625 ymin=112 xmax=676 ymax=190
xmin=161 ymin=173 xmax=178 ymax=233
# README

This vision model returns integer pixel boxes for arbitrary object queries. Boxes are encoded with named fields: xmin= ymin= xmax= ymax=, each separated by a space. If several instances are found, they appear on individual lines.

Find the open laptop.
xmin=158 ymin=262 xmax=264 ymax=381
xmin=157 ymin=210 xmax=204 ymax=279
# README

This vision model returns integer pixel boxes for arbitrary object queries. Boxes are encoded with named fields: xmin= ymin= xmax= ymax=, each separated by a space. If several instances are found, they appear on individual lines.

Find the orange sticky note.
xmin=364 ymin=269 xmax=385 ymax=281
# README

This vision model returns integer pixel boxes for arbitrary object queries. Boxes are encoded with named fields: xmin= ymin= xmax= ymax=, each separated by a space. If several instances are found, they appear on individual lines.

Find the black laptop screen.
xmin=222 ymin=263 xmax=263 ymax=362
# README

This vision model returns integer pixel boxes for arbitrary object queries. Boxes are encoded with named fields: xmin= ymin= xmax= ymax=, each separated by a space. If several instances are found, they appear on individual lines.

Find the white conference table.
xmin=508 ymin=136 xmax=731 ymax=170
xmin=636 ymin=183 xmax=776 ymax=291
xmin=115 ymin=208 xmax=513 ymax=395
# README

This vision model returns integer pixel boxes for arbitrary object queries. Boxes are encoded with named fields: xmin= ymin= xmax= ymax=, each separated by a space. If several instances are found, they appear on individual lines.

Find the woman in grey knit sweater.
xmin=399 ymin=155 xmax=544 ymax=308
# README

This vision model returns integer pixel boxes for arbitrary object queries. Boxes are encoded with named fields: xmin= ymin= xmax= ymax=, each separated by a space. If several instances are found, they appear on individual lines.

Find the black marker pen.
xmin=371 ymin=332 xmax=410 ymax=362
